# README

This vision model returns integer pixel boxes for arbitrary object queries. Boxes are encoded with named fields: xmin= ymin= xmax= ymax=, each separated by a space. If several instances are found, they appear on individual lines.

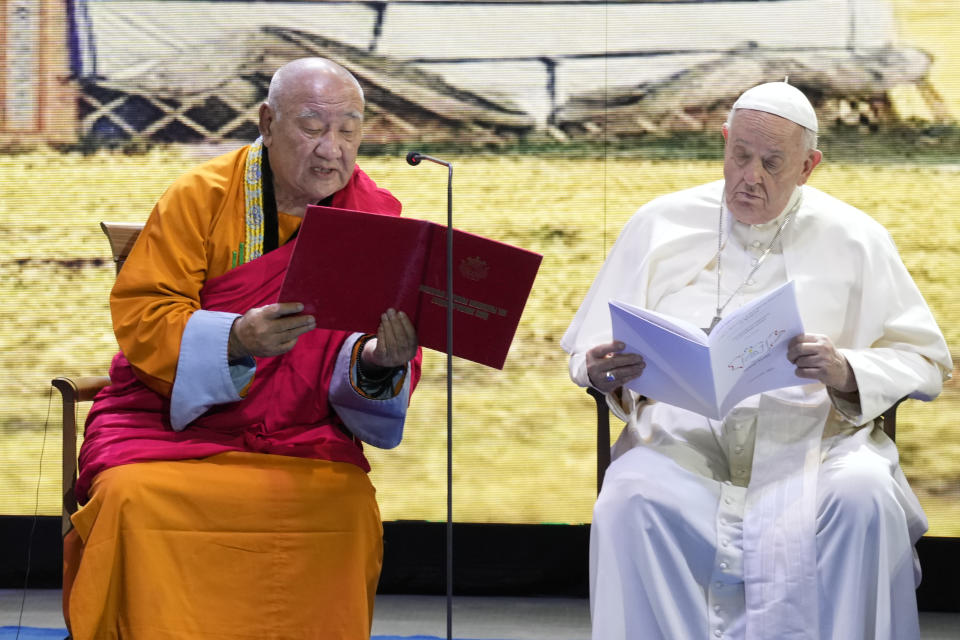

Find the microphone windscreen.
xmin=406 ymin=151 xmax=422 ymax=166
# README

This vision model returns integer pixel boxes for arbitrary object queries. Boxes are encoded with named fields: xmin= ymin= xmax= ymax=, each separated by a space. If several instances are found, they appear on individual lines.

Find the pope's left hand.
xmin=361 ymin=308 xmax=418 ymax=372
xmin=786 ymin=333 xmax=857 ymax=393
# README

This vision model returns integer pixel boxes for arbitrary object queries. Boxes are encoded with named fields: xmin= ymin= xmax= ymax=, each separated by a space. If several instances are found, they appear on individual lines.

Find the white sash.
xmin=743 ymin=386 xmax=829 ymax=639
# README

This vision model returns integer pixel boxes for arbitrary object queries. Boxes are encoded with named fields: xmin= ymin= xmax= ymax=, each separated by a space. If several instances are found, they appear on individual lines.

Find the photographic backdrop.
xmin=2 ymin=0 xmax=959 ymax=534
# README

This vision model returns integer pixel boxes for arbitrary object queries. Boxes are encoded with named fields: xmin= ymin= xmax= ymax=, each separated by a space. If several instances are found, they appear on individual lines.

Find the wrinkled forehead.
xmin=729 ymin=108 xmax=806 ymax=147
xmin=278 ymin=70 xmax=364 ymax=117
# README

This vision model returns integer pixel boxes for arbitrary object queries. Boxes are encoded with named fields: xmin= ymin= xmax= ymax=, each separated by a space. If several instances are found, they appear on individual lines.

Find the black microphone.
xmin=406 ymin=150 xmax=451 ymax=168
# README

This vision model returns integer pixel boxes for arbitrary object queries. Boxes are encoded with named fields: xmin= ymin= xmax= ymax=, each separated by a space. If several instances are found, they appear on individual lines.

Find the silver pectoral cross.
xmin=704 ymin=315 xmax=722 ymax=335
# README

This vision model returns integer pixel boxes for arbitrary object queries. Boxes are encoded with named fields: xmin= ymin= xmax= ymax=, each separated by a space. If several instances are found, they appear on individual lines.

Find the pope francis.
xmin=562 ymin=81 xmax=952 ymax=640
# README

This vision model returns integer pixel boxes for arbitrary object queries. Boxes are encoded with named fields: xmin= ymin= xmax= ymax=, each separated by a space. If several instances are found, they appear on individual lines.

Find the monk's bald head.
xmin=258 ymin=58 xmax=366 ymax=216
xmin=266 ymin=58 xmax=364 ymax=118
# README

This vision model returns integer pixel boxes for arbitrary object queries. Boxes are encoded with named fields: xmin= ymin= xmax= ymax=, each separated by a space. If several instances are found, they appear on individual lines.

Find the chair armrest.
xmin=586 ymin=387 xmax=905 ymax=497
xmin=52 ymin=376 xmax=110 ymax=536
xmin=53 ymin=376 xmax=112 ymax=403
xmin=587 ymin=387 xmax=611 ymax=496
xmin=879 ymin=397 xmax=907 ymax=441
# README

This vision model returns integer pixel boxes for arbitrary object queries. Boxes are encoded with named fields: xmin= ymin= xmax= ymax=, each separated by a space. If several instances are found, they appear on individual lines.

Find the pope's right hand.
xmin=586 ymin=341 xmax=646 ymax=393
xmin=228 ymin=302 xmax=316 ymax=360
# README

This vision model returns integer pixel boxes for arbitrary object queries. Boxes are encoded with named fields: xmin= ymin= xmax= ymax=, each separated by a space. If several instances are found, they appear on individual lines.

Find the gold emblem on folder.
xmin=459 ymin=256 xmax=489 ymax=281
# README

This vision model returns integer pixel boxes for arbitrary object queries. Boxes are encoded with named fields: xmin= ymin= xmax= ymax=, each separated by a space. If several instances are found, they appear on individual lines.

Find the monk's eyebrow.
xmin=297 ymin=108 xmax=363 ymax=120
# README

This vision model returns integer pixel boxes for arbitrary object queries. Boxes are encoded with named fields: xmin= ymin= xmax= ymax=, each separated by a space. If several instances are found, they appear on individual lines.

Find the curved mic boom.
xmin=406 ymin=150 xmax=451 ymax=168
xmin=405 ymin=144 xmax=454 ymax=640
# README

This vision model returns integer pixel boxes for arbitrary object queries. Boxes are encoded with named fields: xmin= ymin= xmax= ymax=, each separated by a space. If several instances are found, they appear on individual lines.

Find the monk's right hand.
xmin=228 ymin=302 xmax=316 ymax=360
xmin=586 ymin=341 xmax=646 ymax=393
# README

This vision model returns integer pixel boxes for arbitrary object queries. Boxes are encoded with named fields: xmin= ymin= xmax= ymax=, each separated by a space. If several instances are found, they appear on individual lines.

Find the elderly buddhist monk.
xmin=65 ymin=58 xmax=422 ymax=640
xmin=562 ymin=82 xmax=952 ymax=640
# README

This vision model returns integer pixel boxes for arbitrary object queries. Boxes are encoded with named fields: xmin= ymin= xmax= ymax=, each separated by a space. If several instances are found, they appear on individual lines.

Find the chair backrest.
xmin=100 ymin=221 xmax=144 ymax=273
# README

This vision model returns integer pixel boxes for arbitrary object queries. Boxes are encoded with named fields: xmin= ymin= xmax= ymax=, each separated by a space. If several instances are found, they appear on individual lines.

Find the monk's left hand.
xmin=361 ymin=308 xmax=418 ymax=371
xmin=786 ymin=333 xmax=857 ymax=393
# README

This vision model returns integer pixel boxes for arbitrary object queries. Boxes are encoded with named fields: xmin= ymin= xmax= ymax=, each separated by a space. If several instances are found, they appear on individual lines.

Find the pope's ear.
xmin=721 ymin=123 xmax=729 ymax=142
xmin=799 ymin=149 xmax=823 ymax=184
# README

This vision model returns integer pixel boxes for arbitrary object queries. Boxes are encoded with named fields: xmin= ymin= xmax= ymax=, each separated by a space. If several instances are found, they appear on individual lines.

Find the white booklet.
xmin=609 ymin=280 xmax=806 ymax=419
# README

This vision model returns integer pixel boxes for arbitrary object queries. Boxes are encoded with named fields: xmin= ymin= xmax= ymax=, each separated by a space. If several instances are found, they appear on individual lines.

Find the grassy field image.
xmin=1 ymin=0 xmax=959 ymax=535
xmin=2 ymin=152 xmax=959 ymax=532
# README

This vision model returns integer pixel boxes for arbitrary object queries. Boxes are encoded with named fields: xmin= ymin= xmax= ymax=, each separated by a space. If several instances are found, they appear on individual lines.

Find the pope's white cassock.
xmin=561 ymin=179 xmax=952 ymax=640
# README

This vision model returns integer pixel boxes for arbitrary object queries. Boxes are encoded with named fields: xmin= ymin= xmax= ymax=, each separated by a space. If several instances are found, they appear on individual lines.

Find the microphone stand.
xmin=406 ymin=152 xmax=454 ymax=640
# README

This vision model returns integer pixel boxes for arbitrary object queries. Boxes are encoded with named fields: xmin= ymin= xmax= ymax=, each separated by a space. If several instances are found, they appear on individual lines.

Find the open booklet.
xmin=609 ymin=280 xmax=806 ymax=419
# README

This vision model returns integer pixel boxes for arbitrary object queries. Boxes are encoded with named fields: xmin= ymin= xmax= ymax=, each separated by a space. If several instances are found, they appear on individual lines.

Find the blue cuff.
xmin=329 ymin=333 xmax=411 ymax=449
xmin=170 ymin=310 xmax=255 ymax=431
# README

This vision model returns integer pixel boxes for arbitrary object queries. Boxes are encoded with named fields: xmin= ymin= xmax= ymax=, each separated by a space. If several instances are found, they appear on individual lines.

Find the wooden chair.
xmin=51 ymin=222 xmax=144 ymax=536
xmin=587 ymin=387 xmax=904 ymax=494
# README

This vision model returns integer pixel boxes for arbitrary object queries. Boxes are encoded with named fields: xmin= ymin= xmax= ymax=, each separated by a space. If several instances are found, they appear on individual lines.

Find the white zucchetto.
xmin=732 ymin=81 xmax=819 ymax=132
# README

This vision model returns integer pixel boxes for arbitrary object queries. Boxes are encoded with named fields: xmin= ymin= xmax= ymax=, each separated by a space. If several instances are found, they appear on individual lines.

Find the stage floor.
xmin=1 ymin=590 xmax=957 ymax=639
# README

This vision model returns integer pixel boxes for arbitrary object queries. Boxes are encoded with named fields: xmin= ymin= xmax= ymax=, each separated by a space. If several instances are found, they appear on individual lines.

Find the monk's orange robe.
xmin=67 ymin=145 xmax=413 ymax=640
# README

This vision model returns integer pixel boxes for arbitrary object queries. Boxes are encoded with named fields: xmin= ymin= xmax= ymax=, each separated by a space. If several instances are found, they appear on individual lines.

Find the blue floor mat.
xmin=0 ymin=629 xmax=67 ymax=640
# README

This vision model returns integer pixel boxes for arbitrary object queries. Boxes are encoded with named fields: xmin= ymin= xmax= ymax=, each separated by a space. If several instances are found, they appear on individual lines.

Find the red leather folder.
xmin=277 ymin=205 xmax=543 ymax=369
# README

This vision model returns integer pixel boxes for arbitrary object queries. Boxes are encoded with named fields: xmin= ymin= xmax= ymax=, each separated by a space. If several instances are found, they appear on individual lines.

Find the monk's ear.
xmin=258 ymin=103 xmax=275 ymax=145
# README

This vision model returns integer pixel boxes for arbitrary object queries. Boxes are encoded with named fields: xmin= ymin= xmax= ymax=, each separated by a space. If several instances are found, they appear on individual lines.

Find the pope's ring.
xmin=605 ymin=371 xmax=616 ymax=382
